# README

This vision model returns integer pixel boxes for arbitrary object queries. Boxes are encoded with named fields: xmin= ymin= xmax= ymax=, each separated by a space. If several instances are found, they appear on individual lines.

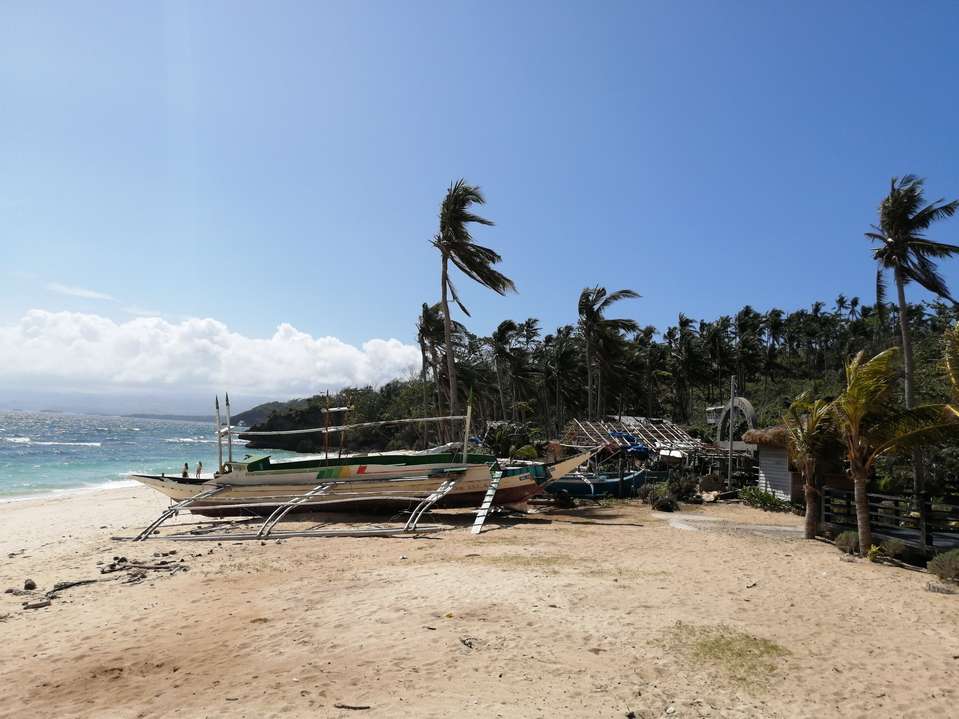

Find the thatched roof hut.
xmin=742 ymin=425 xmax=788 ymax=448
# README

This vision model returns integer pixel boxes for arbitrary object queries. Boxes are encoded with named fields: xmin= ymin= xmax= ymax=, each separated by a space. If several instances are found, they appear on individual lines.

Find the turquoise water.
xmin=0 ymin=411 xmax=289 ymax=499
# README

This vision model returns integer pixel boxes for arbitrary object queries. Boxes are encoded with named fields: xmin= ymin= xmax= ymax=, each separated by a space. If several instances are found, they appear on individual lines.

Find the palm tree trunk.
xmin=803 ymin=459 xmax=818 ymax=540
xmin=585 ymin=339 xmax=593 ymax=419
xmin=852 ymin=464 xmax=872 ymax=556
xmin=894 ymin=267 xmax=923 ymax=497
xmin=440 ymin=254 xmax=458 ymax=416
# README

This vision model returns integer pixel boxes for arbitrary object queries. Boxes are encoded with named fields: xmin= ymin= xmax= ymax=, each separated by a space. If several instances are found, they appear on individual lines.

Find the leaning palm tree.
xmin=831 ymin=347 xmax=953 ymax=554
xmin=577 ymin=286 xmax=639 ymax=418
xmin=783 ymin=392 xmax=834 ymax=539
xmin=433 ymin=180 xmax=516 ymax=415
xmin=867 ymin=176 xmax=959 ymax=410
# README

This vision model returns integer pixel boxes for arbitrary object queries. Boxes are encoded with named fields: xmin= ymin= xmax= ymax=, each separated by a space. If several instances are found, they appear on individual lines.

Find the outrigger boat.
xmin=128 ymin=400 xmax=594 ymax=532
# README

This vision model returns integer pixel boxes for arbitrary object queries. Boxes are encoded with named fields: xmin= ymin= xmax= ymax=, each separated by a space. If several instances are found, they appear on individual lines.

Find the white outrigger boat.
xmin=126 ymin=398 xmax=592 ymax=541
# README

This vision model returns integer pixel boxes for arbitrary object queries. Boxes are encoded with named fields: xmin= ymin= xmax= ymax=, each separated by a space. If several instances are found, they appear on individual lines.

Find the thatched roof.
xmin=742 ymin=425 xmax=788 ymax=448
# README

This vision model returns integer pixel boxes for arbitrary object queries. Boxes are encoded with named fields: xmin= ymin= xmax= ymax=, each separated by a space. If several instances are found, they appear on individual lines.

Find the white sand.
xmin=1 ymin=488 xmax=957 ymax=718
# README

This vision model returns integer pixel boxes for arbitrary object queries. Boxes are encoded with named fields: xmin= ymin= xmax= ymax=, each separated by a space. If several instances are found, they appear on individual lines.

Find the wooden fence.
xmin=822 ymin=487 xmax=959 ymax=553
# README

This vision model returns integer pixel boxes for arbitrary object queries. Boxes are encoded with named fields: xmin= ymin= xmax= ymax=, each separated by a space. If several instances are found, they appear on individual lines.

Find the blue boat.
xmin=545 ymin=469 xmax=646 ymax=499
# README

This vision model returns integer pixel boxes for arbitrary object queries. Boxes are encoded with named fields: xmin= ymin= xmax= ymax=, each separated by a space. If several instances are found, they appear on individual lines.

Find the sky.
xmin=2 ymin=1 xmax=959 ymax=412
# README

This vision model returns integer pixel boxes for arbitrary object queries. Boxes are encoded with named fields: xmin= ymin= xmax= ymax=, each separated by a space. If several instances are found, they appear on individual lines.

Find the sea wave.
xmin=163 ymin=437 xmax=216 ymax=444
xmin=2 ymin=437 xmax=102 ymax=447
xmin=0 ymin=478 xmax=139 ymax=503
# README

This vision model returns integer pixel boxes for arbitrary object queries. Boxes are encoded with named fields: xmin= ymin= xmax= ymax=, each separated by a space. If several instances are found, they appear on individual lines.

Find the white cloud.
xmin=0 ymin=310 xmax=421 ymax=396
xmin=46 ymin=283 xmax=116 ymax=301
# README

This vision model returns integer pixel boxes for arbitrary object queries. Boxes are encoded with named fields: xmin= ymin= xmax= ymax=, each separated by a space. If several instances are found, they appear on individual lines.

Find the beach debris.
xmin=625 ymin=711 xmax=637 ymax=719
xmin=745 ymin=580 xmax=758 ymax=589
xmin=23 ymin=579 xmax=36 ymax=591
xmin=5 ymin=587 xmax=35 ymax=596
xmin=926 ymin=582 xmax=957 ymax=595
xmin=46 ymin=579 xmax=98 ymax=598
xmin=22 ymin=599 xmax=51 ymax=610
xmin=333 ymin=703 xmax=371 ymax=711
xmin=460 ymin=636 xmax=477 ymax=649
xmin=98 ymin=555 xmax=189 ymax=584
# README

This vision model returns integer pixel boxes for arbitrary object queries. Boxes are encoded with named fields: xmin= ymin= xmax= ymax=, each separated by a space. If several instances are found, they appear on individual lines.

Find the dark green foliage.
xmin=636 ymin=482 xmax=654 ymax=502
xmin=928 ymin=548 xmax=959 ymax=582
xmin=835 ymin=531 xmax=860 ymax=555
xmin=879 ymin=538 xmax=907 ymax=559
xmin=512 ymin=445 xmax=538 ymax=460
xmin=647 ymin=482 xmax=679 ymax=512
xmin=739 ymin=486 xmax=792 ymax=512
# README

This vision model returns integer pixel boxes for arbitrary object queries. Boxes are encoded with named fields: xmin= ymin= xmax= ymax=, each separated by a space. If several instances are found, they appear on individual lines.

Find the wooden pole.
xmin=215 ymin=396 xmax=223 ymax=472
xmin=323 ymin=392 xmax=330 ymax=459
xmin=462 ymin=402 xmax=472 ymax=464
xmin=727 ymin=376 xmax=735 ymax=489
xmin=225 ymin=392 xmax=233 ymax=464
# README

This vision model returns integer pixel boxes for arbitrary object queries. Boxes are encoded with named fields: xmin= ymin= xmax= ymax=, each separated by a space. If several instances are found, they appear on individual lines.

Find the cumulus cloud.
xmin=0 ymin=310 xmax=421 ymax=396
xmin=46 ymin=283 xmax=116 ymax=301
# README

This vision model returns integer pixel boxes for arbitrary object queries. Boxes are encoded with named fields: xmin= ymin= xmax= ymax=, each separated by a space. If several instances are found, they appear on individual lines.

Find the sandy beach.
xmin=1 ymin=487 xmax=957 ymax=719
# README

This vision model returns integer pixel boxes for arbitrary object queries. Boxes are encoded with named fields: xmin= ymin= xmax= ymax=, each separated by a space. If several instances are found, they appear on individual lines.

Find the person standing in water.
xmin=182 ymin=462 xmax=189 ymax=478
xmin=195 ymin=461 xmax=203 ymax=479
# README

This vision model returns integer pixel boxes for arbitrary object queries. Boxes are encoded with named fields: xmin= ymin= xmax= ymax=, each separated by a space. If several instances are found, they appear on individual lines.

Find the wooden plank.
xmin=470 ymin=474 xmax=503 ymax=535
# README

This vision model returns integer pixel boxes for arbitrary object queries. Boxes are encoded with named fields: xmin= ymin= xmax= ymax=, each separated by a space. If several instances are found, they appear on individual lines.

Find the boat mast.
xmin=225 ymin=392 xmax=233 ymax=464
xmin=215 ymin=396 xmax=224 ymax=472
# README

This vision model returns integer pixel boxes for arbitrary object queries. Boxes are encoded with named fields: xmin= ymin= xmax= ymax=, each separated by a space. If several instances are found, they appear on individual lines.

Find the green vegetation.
xmin=665 ymin=622 xmax=789 ymax=686
xmin=739 ymin=486 xmax=792 ymax=513
xmin=927 ymin=548 xmax=959 ymax=582
xmin=835 ymin=531 xmax=859 ymax=555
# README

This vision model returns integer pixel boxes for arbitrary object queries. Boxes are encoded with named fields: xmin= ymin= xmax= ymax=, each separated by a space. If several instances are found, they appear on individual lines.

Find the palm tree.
xmin=577 ymin=286 xmax=639 ymax=418
xmin=433 ymin=180 xmax=516 ymax=415
xmin=487 ymin=320 xmax=519 ymax=420
xmin=867 ymin=176 xmax=959 ymax=412
xmin=831 ymin=347 xmax=952 ymax=554
xmin=783 ymin=392 xmax=833 ymax=539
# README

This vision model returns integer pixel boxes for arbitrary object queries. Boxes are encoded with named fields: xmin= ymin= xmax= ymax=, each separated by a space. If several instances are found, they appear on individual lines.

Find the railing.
xmin=822 ymin=486 xmax=959 ymax=552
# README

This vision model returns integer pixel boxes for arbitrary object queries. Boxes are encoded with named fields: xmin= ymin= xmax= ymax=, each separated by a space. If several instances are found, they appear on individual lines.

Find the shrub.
xmin=740 ymin=486 xmax=791 ymax=512
xmin=648 ymin=482 xmax=679 ymax=512
xmin=879 ymin=538 xmax=907 ymax=559
xmin=835 ymin=531 xmax=859 ymax=555
xmin=636 ymin=483 xmax=654 ymax=502
xmin=668 ymin=475 xmax=700 ymax=501
xmin=512 ymin=445 xmax=538 ymax=461
xmin=928 ymin=548 xmax=959 ymax=583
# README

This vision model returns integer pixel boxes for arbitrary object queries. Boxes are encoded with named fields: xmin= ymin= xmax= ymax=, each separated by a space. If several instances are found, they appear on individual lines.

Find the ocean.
xmin=0 ymin=410 xmax=291 ymax=500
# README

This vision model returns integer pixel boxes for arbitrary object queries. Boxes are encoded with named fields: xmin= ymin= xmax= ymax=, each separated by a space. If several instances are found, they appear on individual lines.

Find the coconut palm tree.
xmin=867 ymin=176 xmax=959 ymax=412
xmin=433 ymin=180 xmax=516 ymax=415
xmin=577 ymin=286 xmax=639 ymax=418
xmin=783 ymin=392 xmax=834 ymax=539
xmin=487 ymin=320 xmax=519 ymax=420
xmin=831 ymin=347 xmax=953 ymax=554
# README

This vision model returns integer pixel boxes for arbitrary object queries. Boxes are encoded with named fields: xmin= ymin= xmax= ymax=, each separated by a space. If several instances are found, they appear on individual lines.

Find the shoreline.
xmin=0 ymin=479 xmax=142 ymax=505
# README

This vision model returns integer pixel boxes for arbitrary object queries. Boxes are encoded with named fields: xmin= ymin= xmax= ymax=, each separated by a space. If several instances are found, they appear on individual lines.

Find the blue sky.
xmin=2 ymin=1 xmax=959 ymax=409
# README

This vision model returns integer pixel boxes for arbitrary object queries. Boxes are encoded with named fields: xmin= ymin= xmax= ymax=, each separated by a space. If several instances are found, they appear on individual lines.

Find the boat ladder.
xmin=256 ymin=482 xmax=334 ymax=538
xmin=134 ymin=484 xmax=228 ymax=541
xmin=470 ymin=473 xmax=502 ymax=535
xmin=403 ymin=478 xmax=458 ymax=531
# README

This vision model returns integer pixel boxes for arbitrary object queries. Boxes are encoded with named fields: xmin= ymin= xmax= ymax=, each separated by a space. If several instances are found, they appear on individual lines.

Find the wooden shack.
xmin=742 ymin=426 xmax=802 ymax=502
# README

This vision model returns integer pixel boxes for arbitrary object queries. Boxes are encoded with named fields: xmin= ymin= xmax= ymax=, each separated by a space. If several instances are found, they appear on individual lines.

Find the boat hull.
xmin=131 ymin=466 xmax=541 ymax=517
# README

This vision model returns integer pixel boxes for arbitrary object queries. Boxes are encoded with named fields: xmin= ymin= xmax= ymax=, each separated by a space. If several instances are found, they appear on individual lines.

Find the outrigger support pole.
xmin=404 ymin=476 xmax=460 ymax=531
xmin=256 ymin=482 xmax=333 ymax=538
xmin=132 ymin=485 xmax=227 ymax=541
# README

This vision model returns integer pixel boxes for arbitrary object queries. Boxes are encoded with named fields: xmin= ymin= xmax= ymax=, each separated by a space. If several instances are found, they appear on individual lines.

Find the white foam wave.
xmin=2 ymin=437 xmax=101 ymax=447
xmin=0 ymin=478 xmax=140 ymax=504
xmin=163 ymin=437 xmax=215 ymax=444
